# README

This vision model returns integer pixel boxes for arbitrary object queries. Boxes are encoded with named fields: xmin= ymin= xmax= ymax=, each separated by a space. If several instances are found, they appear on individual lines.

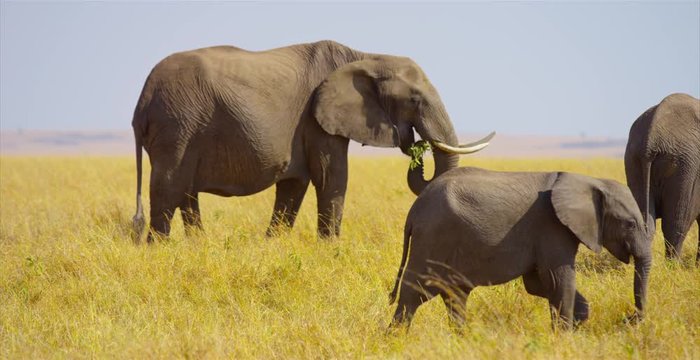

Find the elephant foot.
xmin=146 ymin=231 xmax=167 ymax=244
xmin=146 ymin=223 xmax=171 ymax=244
xmin=624 ymin=311 xmax=644 ymax=325
xmin=317 ymin=233 xmax=339 ymax=241
xmin=265 ymin=226 xmax=293 ymax=238
xmin=573 ymin=292 xmax=589 ymax=325
xmin=664 ymin=238 xmax=685 ymax=261
xmin=317 ymin=224 xmax=340 ymax=240
xmin=664 ymin=250 xmax=682 ymax=261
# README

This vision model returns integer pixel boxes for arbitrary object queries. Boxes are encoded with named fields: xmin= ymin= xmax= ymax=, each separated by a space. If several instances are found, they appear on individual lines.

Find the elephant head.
xmin=551 ymin=173 xmax=652 ymax=318
xmin=313 ymin=55 xmax=493 ymax=195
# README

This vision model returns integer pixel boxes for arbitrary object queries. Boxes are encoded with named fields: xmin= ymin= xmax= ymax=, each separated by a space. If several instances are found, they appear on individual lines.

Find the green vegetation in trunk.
xmin=408 ymin=141 xmax=432 ymax=170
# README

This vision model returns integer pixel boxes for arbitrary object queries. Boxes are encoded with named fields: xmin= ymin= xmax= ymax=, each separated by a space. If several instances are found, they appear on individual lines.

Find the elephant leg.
xmin=440 ymin=287 xmax=471 ymax=328
xmin=181 ymin=192 xmax=203 ymax=236
xmin=659 ymin=173 xmax=697 ymax=261
xmin=308 ymin=136 xmax=350 ymax=239
xmin=523 ymin=270 xmax=588 ymax=324
xmin=265 ymin=178 xmax=310 ymax=237
xmin=696 ymin=218 xmax=700 ymax=266
xmin=148 ymin=188 xmax=181 ymax=243
xmin=536 ymin=266 xmax=576 ymax=330
xmin=315 ymin=184 xmax=346 ymax=239
xmin=662 ymin=221 xmax=689 ymax=260
xmin=390 ymin=280 xmax=432 ymax=328
xmin=147 ymin=165 xmax=189 ymax=242
xmin=572 ymin=292 xmax=589 ymax=324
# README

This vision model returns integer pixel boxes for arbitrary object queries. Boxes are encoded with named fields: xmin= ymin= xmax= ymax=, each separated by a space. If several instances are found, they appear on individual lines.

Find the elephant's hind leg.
xmin=440 ymin=286 xmax=471 ymax=329
xmin=148 ymin=188 xmax=180 ymax=243
xmin=181 ymin=192 xmax=203 ymax=236
xmin=148 ymin=167 xmax=190 ymax=243
xmin=390 ymin=275 xmax=433 ymax=328
xmin=696 ymin=217 xmax=699 ymax=266
xmin=266 ymin=178 xmax=310 ymax=237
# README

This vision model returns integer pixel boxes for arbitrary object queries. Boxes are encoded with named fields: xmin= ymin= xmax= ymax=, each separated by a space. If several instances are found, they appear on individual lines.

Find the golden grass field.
xmin=1 ymin=156 xmax=698 ymax=359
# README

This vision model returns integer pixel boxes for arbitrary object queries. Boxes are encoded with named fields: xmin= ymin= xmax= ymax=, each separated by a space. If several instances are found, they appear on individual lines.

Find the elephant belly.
xmin=454 ymin=248 xmax=534 ymax=287
xmin=197 ymin=172 xmax=279 ymax=197
xmin=413 ymin=231 xmax=535 ymax=289
xmin=194 ymin=137 xmax=295 ymax=197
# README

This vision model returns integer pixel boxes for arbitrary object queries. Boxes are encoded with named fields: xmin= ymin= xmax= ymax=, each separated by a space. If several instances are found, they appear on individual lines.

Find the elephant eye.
xmin=409 ymin=94 xmax=422 ymax=105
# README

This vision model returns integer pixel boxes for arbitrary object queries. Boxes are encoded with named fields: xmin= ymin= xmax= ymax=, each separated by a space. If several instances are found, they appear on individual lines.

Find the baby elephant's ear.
xmin=551 ymin=172 xmax=604 ymax=253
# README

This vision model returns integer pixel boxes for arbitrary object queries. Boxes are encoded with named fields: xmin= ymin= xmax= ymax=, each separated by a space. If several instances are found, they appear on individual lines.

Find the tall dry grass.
xmin=0 ymin=156 xmax=698 ymax=359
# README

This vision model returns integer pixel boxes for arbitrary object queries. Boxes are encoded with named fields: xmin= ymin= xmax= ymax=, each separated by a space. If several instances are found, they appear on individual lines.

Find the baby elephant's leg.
xmin=543 ymin=266 xmax=576 ymax=330
xmin=390 ymin=280 xmax=431 ymax=328
xmin=440 ymin=286 xmax=472 ymax=328
xmin=523 ymin=270 xmax=589 ymax=325
xmin=573 ymin=292 xmax=589 ymax=323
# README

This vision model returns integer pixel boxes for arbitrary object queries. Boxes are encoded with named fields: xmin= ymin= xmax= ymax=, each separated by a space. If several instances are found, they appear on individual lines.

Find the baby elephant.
xmin=389 ymin=167 xmax=651 ymax=329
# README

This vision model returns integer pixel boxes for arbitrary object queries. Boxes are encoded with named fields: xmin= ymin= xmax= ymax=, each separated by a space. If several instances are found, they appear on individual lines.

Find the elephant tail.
xmin=132 ymin=123 xmax=146 ymax=240
xmin=389 ymin=221 xmax=412 ymax=304
xmin=641 ymin=158 xmax=653 ymax=231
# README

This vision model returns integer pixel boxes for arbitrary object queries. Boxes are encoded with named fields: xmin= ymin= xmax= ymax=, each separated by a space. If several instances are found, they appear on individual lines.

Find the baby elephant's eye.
xmin=625 ymin=219 xmax=637 ymax=229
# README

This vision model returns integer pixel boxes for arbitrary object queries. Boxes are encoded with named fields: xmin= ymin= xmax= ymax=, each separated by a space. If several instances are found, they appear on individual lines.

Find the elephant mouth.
xmin=399 ymin=142 xmax=413 ymax=156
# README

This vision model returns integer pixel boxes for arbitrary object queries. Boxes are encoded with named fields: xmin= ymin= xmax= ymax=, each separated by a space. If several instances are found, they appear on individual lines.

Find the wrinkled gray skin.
xmin=131 ymin=40 xmax=466 ymax=241
xmin=625 ymin=93 xmax=700 ymax=264
xmin=389 ymin=167 xmax=651 ymax=330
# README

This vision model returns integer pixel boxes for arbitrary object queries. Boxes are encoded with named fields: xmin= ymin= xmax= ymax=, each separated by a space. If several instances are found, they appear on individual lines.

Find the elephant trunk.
xmin=407 ymin=149 xmax=459 ymax=196
xmin=406 ymin=96 xmax=462 ymax=196
xmin=632 ymin=253 xmax=652 ymax=319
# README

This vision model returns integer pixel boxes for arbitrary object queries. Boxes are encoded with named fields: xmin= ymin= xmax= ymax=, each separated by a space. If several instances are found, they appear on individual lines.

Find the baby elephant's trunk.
xmin=632 ymin=253 xmax=652 ymax=319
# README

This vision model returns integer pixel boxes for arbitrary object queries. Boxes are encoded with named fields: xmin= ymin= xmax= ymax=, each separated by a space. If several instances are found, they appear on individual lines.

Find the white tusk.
xmin=432 ymin=131 xmax=495 ymax=155
xmin=458 ymin=131 xmax=496 ymax=148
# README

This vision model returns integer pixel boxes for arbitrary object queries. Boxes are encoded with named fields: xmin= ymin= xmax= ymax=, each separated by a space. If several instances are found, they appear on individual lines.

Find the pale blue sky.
xmin=1 ymin=1 xmax=698 ymax=137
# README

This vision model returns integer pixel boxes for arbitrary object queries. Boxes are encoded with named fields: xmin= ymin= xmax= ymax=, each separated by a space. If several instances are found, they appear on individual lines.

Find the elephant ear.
xmin=313 ymin=59 xmax=400 ymax=147
xmin=551 ymin=172 xmax=604 ymax=253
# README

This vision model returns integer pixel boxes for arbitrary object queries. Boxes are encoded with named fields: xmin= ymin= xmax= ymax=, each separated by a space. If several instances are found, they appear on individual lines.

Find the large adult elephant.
xmin=131 ymin=40 xmax=493 ymax=241
xmin=624 ymin=93 xmax=700 ymax=264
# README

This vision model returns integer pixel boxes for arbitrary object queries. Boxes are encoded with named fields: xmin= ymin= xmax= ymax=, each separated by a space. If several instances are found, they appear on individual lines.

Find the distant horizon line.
xmin=0 ymin=128 xmax=629 ymax=139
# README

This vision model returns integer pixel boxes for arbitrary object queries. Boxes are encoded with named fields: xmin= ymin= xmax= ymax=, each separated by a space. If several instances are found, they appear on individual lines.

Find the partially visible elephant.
xmin=624 ymin=93 xmax=700 ymax=263
xmin=130 ymin=40 xmax=493 ymax=241
xmin=389 ymin=167 xmax=651 ymax=330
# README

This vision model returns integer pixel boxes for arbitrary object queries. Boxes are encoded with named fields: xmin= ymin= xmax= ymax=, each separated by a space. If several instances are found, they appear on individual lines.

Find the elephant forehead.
xmin=397 ymin=65 xmax=423 ymax=82
xmin=378 ymin=79 xmax=413 ymax=98
xmin=604 ymin=183 xmax=643 ymax=221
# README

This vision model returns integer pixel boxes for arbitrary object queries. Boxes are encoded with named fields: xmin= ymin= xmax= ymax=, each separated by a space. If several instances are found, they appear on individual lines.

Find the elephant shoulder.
xmin=656 ymin=93 xmax=700 ymax=123
xmin=659 ymin=93 xmax=700 ymax=108
xmin=649 ymin=94 xmax=700 ymax=149
xmin=151 ymin=46 xmax=251 ymax=79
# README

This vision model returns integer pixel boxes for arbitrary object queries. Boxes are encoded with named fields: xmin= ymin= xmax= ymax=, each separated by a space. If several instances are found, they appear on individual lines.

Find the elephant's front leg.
xmin=266 ymin=178 xmax=310 ymax=236
xmin=308 ymin=135 xmax=350 ymax=239
xmin=523 ymin=270 xmax=588 ymax=324
xmin=542 ymin=265 xmax=577 ymax=330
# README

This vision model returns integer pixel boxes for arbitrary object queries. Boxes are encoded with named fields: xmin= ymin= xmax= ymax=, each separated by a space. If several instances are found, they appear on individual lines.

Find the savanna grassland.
xmin=1 ymin=156 xmax=698 ymax=359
